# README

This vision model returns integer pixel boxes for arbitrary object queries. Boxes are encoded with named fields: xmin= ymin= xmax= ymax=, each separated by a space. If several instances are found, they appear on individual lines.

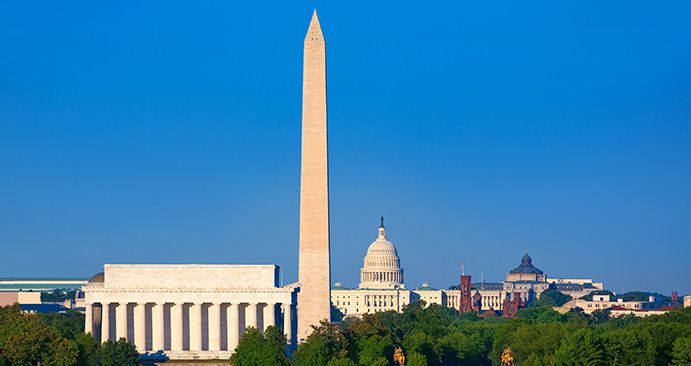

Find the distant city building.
xmin=332 ymin=228 xmax=608 ymax=318
xmin=0 ymin=278 xmax=87 ymax=292
xmin=555 ymin=294 xmax=662 ymax=315
xmin=608 ymin=305 xmax=674 ymax=318
xmin=546 ymin=278 xmax=603 ymax=298
xmin=0 ymin=290 xmax=42 ymax=307
xmin=20 ymin=303 xmax=70 ymax=314
xmin=332 ymin=221 xmax=452 ymax=317
xmin=470 ymin=254 xmax=604 ymax=312
xmin=470 ymin=253 xmax=549 ymax=311
xmin=685 ymin=295 xmax=691 ymax=308
xmin=502 ymin=292 xmax=524 ymax=319
xmin=459 ymin=274 xmax=472 ymax=313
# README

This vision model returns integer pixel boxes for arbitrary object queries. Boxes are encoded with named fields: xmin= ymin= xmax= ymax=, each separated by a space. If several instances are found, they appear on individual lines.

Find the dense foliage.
xmin=41 ymin=289 xmax=78 ymax=303
xmin=286 ymin=301 xmax=691 ymax=366
xmin=0 ymin=304 xmax=138 ymax=366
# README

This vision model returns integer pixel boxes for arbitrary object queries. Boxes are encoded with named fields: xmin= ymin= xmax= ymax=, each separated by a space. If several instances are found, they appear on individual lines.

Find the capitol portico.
xmin=83 ymin=264 xmax=297 ymax=359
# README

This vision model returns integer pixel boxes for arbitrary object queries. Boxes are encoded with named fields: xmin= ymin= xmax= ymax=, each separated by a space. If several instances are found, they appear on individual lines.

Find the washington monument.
xmin=297 ymin=11 xmax=331 ymax=340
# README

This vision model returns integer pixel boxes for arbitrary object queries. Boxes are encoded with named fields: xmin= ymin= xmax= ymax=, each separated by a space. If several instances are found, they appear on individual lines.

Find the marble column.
xmin=101 ymin=303 xmax=110 ymax=343
xmin=171 ymin=303 xmax=183 ymax=351
xmin=134 ymin=303 xmax=146 ymax=351
xmin=84 ymin=303 xmax=93 ymax=335
xmin=246 ymin=303 xmax=258 ymax=330
xmin=282 ymin=303 xmax=293 ymax=346
xmin=208 ymin=303 xmax=221 ymax=351
xmin=227 ymin=303 xmax=240 ymax=352
xmin=263 ymin=303 xmax=275 ymax=331
xmin=116 ymin=303 xmax=128 ymax=341
xmin=189 ymin=302 xmax=202 ymax=351
xmin=152 ymin=303 xmax=165 ymax=351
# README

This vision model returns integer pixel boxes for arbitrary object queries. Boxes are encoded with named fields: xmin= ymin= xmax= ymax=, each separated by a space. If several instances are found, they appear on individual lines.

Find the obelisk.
xmin=297 ymin=10 xmax=330 ymax=340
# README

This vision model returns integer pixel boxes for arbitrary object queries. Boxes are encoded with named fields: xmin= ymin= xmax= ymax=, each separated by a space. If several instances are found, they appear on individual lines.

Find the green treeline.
xmin=234 ymin=301 xmax=691 ymax=366
xmin=1 ymin=301 xmax=689 ymax=366
xmin=0 ymin=304 xmax=138 ymax=366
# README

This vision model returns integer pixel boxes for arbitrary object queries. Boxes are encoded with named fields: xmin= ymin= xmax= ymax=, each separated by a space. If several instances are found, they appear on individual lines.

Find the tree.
xmin=516 ymin=306 xmax=562 ymax=322
xmin=326 ymin=358 xmax=357 ymax=366
xmin=407 ymin=351 xmax=428 ymax=366
xmin=554 ymin=328 xmax=605 ymax=366
xmin=293 ymin=321 xmax=352 ymax=366
xmin=230 ymin=327 xmax=289 ymax=366
xmin=45 ymin=338 xmax=79 ymax=366
xmin=402 ymin=331 xmax=439 ymax=365
xmin=292 ymin=331 xmax=333 ymax=366
xmin=41 ymin=289 xmax=78 ymax=303
xmin=671 ymin=335 xmax=691 ymax=366
xmin=261 ymin=326 xmax=290 ymax=366
xmin=603 ymin=328 xmax=655 ymax=366
xmin=74 ymin=332 xmax=100 ymax=366
xmin=621 ymin=291 xmax=670 ymax=303
xmin=99 ymin=338 xmax=139 ymax=366
xmin=504 ymin=322 xmax=567 ymax=365
xmin=440 ymin=332 xmax=485 ymax=365
xmin=2 ymin=316 xmax=55 ymax=366
xmin=590 ymin=309 xmax=610 ymax=324
xmin=531 ymin=289 xmax=572 ymax=307
xmin=41 ymin=310 xmax=85 ymax=339
xmin=356 ymin=335 xmax=394 ymax=366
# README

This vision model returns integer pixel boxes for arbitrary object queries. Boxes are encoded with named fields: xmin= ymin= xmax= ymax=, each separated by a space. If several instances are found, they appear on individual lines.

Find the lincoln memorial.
xmin=83 ymin=264 xmax=297 ymax=360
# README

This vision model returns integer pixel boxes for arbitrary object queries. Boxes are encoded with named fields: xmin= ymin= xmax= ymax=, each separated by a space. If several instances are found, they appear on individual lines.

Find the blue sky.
xmin=1 ymin=1 xmax=690 ymax=294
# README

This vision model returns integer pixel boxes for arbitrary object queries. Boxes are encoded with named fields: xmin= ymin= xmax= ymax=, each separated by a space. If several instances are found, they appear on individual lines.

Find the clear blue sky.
xmin=1 ymin=1 xmax=690 ymax=295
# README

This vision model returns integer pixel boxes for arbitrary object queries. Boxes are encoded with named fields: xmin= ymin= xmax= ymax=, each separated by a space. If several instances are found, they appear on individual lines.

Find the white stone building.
xmin=554 ymin=294 xmax=661 ymax=315
xmin=83 ymin=265 xmax=297 ymax=360
xmin=331 ymin=221 xmax=454 ymax=317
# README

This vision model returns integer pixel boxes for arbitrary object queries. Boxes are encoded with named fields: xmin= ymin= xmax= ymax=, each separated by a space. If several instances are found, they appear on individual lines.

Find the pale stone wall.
xmin=333 ymin=289 xmax=411 ymax=316
xmin=0 ymin=291 xmax=42 ymax=306
xmin=474 ymin=290 xmax=506 ymax=310
xmin=103 ymin=264 xmax=278 ymax=290
xmin=332 ymin=288 xmax=454 ymax=317
xmin=17 ymin=291 xmax=41 ymax=304
xmin=0 ymin=292 xmax=18 ymax=306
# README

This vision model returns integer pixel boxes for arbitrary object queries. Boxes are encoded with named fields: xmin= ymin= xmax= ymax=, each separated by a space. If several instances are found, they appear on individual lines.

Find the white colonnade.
xmin=85 ymin=300 xmax=294 ymax=355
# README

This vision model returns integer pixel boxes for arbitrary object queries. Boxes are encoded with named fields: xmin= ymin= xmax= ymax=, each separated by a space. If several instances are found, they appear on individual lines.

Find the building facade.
xmin=83 ymin=265 xmax=297 ymax=360
xmin=555 ymin=294 xmax=660 ymax=315
xmin=331 ymin=222 xmax=452 ymax=317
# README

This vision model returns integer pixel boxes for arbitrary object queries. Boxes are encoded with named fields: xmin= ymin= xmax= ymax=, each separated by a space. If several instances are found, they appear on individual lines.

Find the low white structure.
xmin=83 ymin=264 xmax=297 ymax=360
xmin=0 ymin=278 xmax=87 ymax=292
xmin=555 ymin=294 xmax=660 ymax=315
xmin=332 ymin=221 xmax=453 ymax=317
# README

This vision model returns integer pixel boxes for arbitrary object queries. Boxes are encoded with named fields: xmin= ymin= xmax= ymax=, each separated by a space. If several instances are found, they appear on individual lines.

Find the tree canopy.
xmin=0 ymin=304 xmax=138 ymax=366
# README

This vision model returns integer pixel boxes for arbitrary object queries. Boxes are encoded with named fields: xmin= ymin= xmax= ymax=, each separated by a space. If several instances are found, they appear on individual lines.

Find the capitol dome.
xmin=359 ymin=217 xmax=404 ymax=289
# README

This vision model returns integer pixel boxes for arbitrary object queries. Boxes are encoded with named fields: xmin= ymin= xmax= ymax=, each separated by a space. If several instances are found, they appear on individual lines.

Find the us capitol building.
xmin=332 ymin=220 xmax=603 ymax=317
